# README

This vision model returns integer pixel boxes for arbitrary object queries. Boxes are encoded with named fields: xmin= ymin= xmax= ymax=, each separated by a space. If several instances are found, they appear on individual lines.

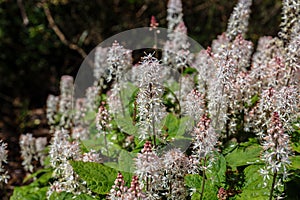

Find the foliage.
xmin=70 ymin=161 xmax=129 ymax=195
xmin=10 ymin=168 xmax=52 ymax=200
xmin=2 ymin=0 xmax=300 ymax=200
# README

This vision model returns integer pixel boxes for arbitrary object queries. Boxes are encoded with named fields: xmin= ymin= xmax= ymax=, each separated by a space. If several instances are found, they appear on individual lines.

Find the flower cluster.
xmin=46 ymin=75 xmax=75 ymax=132
xmin=254 ymin=85 xmax=299 ymax=137
xmin=96 ymin=102 xmax=112 ymax=133
xmin=149 ymin=16 xmax=159 ymax=31
xmin=107 ymin=85 xmax=123 ymax=116
xmin=284 ymin=18 xmax=300 ymax=86
xmin=226 ymin=0 xmax=252 ymax=41
xmin=17 ymin=0 xmax=300 ymax=199
xmin=191 ymin=114 xmax=218 ymax=168
xmin=85 ymin=85 xmax=101 ymax=112
xmin=250 ymin=37 xmax=286 ymax=89
xmin=59 ymin=75 xmax=74 ymax=129
xmin=108 ymin=173 xmax=145 ymax=200
xmin=163 ymin=21 xmax=192 ymax=71
xmin=47 ymin=129 xmax=92 ymax=198
xmin=96 ymin=102 xmax=112 ymax=155
xmin=135 ymin=141 xmax=161 ymax=194
xmin=19 ymin=133 xmax=47 ymax=172
xmin=195 ymin=47 xmax=215 ymax=97
xmin=279 ymin=0 xmax=300 ymax=43
xmin=182 ymin=89 xmax=205 ymax=123
xmin=125 ymin=176 xmax=145 ymax=199
xmin=46 ymin=94 xmax=59 ymax=130
xmin=166 ymin=0 xmax=183 ymax=32
xmin=160 ymin=148 xmax=190 ymax=199
xmin=164 ymin=0 xmax=192 ymax=72
xmin=19 ymin=133 xmax=36 ymax=172
xmin=205 ymin=35 xmax=253 ymax=132
xmin=136 ymin=55 xmax=166 ymax=141
xmin=260 ymin=112 xmax=291 ymax=189
xmin=133 ymin=141 xmax=192 ymax=199
xmin=108 ymin=172 xmax=127 ymax=199
xmin=81 ymin=150 xmax=102 ymax=163
xmin=0 ymin=140 xmax=9 ymax=184
xmin=72 ymin=98 xmax=89 ymax=139
xmin=94 ymin=46 xmax=108 ymax=81
xmin=107 ymin=41 xmax=132 ymax=82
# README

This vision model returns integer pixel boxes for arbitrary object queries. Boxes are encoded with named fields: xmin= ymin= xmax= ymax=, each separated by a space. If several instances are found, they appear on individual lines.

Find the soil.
xmin=0 ymin=106 xmax=50 ymax=200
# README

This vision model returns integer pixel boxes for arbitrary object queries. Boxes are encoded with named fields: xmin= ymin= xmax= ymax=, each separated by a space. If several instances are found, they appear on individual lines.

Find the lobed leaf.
xmin=70 ymin=161 xmax=132 ymax=195
xmin=225 ymin=143 xmax=262 ymax=169
xmin=49 ymin=192 xmax=99 ymax=200
xmin=236 ymin=165 xmax=271 ymax=199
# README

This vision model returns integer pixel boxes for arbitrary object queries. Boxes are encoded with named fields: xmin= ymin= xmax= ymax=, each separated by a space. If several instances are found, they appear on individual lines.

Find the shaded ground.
xmin=0 ymin=106 xmax=50 ymax=199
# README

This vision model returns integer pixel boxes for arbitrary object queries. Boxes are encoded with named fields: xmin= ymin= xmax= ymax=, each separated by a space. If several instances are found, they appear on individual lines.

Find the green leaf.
xmin=23 ymin=167 xmax=53 ymax=183
xmin=185 ymin=174 xmax=218 ymax=199
xmin=118 ymin=150 xmax=136 ymax=173
xmin=70 ymin=161 xmax=118 ymax=195
xmin=222 ymin=141 xmax=239 ymax=155
xmin=49 ymin=192 xmax=73 ymax=200
xmin=177 ymin=116 xmax=191 ymax=136
xmin=206 ymin=153 xmax=226 ymax=185
xmin=250 ymin=94 xmax=259 ymax=105
xmin=11 ymin=167 xmax=53 ymax=200
xmin=105 ymin=150 xmax=136 ymax=173
xmin=89 ymin=121 xmax=98 ymax=136
xmin=183 ymin=67 xmax=197 ymax=75
xmin=185 ymin=174 xmax=202 ymax=189
xmin=292 ymin=142 xmax=300 ymax=154
xmin=118 ymin=82 xmax=139 ymax=117
xmin=43 ymin=155 xmax=51 ymax=166
xmin=191 ymin=192 xmax=201 ymax=200
xmin=236 ymin=165 xmax=271 ymax=199
xmin=81 ymin=135 xmax=122 ymax=158
xmin=49 ymin=192 xmax=99 ymax=200
xmin=127 ymin=86 xmax=139 ymax=117
xmin=290 ymin=155 xmax=300 ymax=169
xmin=10 ymin=186 xmax=48 ymax=200
xmin=225 ymin=143 xmax=262 ymax=169
xmin=202 ymin=184 xmax=218 ymax=200
xmin=85 ymin=111 xmax=97 ymax=122
xmin=163 ymin=114 xmax=190 ymax=139
xmin=35 ymin=170 xmax=53 ymax=185
xmin=81 ymin=138 xmax=103 ymax=151
xmin=163 ymin=113 xmax=179 ymax=138
xmin=114 ymin=115 xmax=138 ymax=136
xmin=240 ymin=138 xmax=259 ymax=147
xmin=164 ymin=80 xmax=179 ymax=93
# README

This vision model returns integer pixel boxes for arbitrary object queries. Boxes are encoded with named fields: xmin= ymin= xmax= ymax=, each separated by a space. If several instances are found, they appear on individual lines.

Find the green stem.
xmin=214 ymin=84 xmax=225 ymax=130
xmin=286 ymin=67 xmax=294 ymax=86
xmin=200 ymin=158 xmax=207 ymax=200
xmin=132 ymin=100 xmax=137 ymax=125
xmin=146 ymin=176 xmax=149 ymax=191
xmin=225 ymin=106 xmax=230 ymax=140
xmin=152 ymin=105 xmax=157 ymax=148
xmin=203 ymin=82 xmax=208 ymax=111
xmin=146 ymin=154 xmax=150 ymax=191
xmin=104 ymin=133 xmax=109 ymax=157
xmin=269 ymin=172 xmax=278 ymax=200
xmin=148 ymin=82 xmax=157 ymax=148
xmin=169 ymin=179 xmax=172 ymax=196
xmin=119 ymin=89 xmax=125 ymax=117
xmin=179 ymin=67 xmax=183 ymax=102
xmin=268 ymin=133 xmax=279 ymax=200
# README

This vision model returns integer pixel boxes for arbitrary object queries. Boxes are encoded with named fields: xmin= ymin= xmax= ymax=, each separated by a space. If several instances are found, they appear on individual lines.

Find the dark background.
xmin=0 ymin=0 xmax=282 ymax=197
